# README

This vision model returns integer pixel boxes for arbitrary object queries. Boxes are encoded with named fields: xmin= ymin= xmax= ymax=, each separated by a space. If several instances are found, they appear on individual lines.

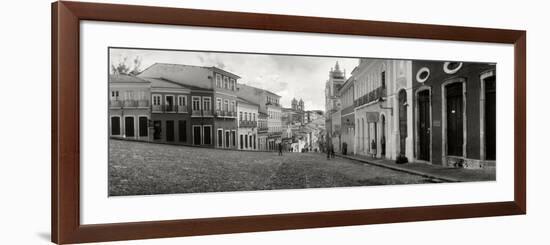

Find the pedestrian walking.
xmin=330 ymin=144 xmax=335 ymax=159
xmin=278 ymin=142 xmax=283 ymax=156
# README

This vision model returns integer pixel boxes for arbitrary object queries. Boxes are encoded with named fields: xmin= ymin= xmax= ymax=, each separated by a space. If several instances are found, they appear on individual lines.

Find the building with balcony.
xmin=353 ymin=58 xmax=413 ymax=161
xmin=339 ymin=76 xmax=355 ymax=155
xmin=109 ymin=74 xmax=151 ymax=141
xmin=140 ymin=77 xmax=194 ymax=145
xmin=237 ymin=84 xmax=283 ymax=151
xmin=257 ymin=112 xmax=269 ymax=151
xmin=237 ymin=97 xmax=259 ymax=150
xmin=411 ymin=61 xmax=496 ymax=168
xmin=138 ymin=63 xmax=239 ymax=149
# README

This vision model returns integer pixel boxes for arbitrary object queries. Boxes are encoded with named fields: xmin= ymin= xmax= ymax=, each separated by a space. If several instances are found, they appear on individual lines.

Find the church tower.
xmin=298 ymin=98 xmax=304 ymax=111
xmin=291 ymin=98 xmax=298 ymax=110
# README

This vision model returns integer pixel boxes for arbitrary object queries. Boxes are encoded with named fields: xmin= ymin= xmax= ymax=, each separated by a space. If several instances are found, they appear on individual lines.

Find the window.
xmin=253 ymin=113 xmax=256 ymax=121
xmin=244 ymin=112 xmax=248 ymax=121
xmin=230 ymin=101 xmax=236 ymax=112
xmin=111 ymin=116 xmax=120 ymax=135
xmin=223 ymin=77 xmax=229 ymax=89
xmin=230 ymin=79 xmax=236 ymax=90
xmin=178 ymin=96 xmax=187 ymax=107
xmin=203 ymin=97 xmax=211 ymax=111
xmin=152 ymin=94 xmax=161 ymax=105
xmin=111 ymin=90 xmax=120 ymax=100
xmin=203 ymin=126 xmax=212 ymax=145
xmin=192 ymin=96 xmax=201 ymax=111
xmin=444 ymin=62 xmax=463 ymax=74
xmin=239 ymin=112 xmax=243 ymax=121
xmin=216 ymin=74 xmax=222 ymax=88
xmin=178 ymin=120 xmax=186 ymax=142
xmin=165 ymin=95 xmax=175 ymax=112
xmin=416 ymin=67 xmax=430 ymax=83
xmin=139 ymin=116 xmax=148 ymax=137
xmin=216 ymin=98 xmax=222 ymax=111
xmin=224 ymin=100 xmax=229 ymax=111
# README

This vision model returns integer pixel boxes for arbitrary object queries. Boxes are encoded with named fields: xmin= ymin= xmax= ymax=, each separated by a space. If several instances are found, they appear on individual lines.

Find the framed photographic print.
xmin=52 ymin=1 xmax=526 ymax=244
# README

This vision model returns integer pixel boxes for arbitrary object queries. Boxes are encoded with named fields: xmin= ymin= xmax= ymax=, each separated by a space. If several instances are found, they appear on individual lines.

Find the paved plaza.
xmin=109 ymin=139 xmax=436 ymax=196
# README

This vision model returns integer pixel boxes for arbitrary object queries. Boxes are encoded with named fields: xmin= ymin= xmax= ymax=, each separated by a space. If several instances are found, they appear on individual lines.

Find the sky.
xmin=110 ymin=48 xmax=358 ymax=111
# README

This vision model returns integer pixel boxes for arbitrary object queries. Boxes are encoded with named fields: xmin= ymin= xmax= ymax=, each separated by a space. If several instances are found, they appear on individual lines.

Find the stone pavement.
xmin=337 ymin=153 xmax=496 ymax=182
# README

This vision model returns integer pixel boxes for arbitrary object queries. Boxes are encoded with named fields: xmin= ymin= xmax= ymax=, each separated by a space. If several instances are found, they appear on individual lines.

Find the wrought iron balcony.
xmin=110 ymin=100 xmax=149 ymax=108
xmin=239 ymin=120 xmax=257 ymax=128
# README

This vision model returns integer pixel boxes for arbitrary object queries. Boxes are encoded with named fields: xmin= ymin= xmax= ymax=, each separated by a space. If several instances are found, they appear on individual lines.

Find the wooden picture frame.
xmin=51 ymin=1 xmax=526 ymax=244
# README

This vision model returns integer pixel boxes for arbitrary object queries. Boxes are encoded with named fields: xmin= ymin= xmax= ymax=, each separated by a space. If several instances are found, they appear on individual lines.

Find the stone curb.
xmin=337 ymin=154 xmax=460 ymax=183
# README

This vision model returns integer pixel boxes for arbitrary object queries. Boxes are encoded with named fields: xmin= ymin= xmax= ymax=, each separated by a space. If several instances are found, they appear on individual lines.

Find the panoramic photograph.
xmin=108 ymin=47 xmax=497 ymax=197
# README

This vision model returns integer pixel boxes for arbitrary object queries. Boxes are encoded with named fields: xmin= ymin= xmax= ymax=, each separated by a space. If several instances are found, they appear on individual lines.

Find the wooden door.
xmin=418 ymin=90 xmax=430 ymax=161
xmin=446 ymin=83 xmax=463 ymax=156
xmin=398 ymin=90 xmax=407 ymax=156
xmin=485 ymin=76 xmax=496 ymax=160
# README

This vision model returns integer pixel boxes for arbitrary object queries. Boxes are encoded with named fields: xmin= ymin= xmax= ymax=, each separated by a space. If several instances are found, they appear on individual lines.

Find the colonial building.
xmin=138 ymin=63 xmax=239 ymax=149
xmin=140 ymin=77 xmax=196 ymax=145
xmin=411 ymin=61 xmax=496 ymax=168
xmin=237 ymin=84 xmax=283 ymax=151
xmin=339 ymin=76 xmax=355 ymax=154
xmin=109 ymin=74 xmax=151 ymax=141
xmin=324 ymin=62 xmax=347 ymax=150
xmin=352 ymin=59 xmax=414 ymax=161
xmin=237 ymin=97 xmax=259 ymax=150
xmin=257 ymin=112 xmax=269 ymax=151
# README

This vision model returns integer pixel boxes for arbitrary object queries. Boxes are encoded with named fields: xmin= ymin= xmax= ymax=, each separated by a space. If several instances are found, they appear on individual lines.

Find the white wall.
xmin=0 ymin=0 xmax=548 ymax=244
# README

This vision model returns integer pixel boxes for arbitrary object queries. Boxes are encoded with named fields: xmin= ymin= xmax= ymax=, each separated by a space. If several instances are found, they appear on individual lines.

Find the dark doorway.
xmin=217 ymin=130 xmax=223 ymax=147
xmin=398 ymin=90 xmax=408 ymax=156
xmin=178 ymin=120 xmax=186 ymax=143
xmin=139 ymin=117 xmax=148 ymax=137
xmin=225 ymin=131 xmax=230 ymax=148
xmin=203 ymin=126 xmax=211 ymax=145
xmin=485 ymin=76 xmax=496 ymax=160
xmin=418 ymin=90 xmax=431 ymax=161
xmin=153 ymin=121 xmax=161 ymax=140
xmin=166 ymin=120 xmax=174 ymax=142
xmin=124 ymin=117 xmax=134 ymax=137
xmin=446 ymin=83 xmax=463 ymax=156
xmin=240 ymin=134 xmax=244 ymax=149
xmin=111 ymin=117 xmax=120 ymax=135
xmin=193 ymin=126 xmax=201 ymax=145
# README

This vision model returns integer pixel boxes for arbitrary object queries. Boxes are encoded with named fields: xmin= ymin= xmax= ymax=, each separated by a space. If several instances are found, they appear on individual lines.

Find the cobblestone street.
xmin=109 ymin=139 xmax=435 ymax=196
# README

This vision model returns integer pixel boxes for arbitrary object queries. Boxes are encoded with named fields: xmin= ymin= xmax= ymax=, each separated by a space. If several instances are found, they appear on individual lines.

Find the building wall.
xmin=150 ymin=90 xmax=192 ymax=145
xmin=353 ymin=59 xmax=413 ymax=160
xmin=237 ymin=102 xmax=259 ymax=150
xmin=411 ymin=61 xmax=496 ymax=167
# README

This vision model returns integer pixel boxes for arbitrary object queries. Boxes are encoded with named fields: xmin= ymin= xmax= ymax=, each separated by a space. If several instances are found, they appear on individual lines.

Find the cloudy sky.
xmin=110 ymin=48 xmax=359 ymax=111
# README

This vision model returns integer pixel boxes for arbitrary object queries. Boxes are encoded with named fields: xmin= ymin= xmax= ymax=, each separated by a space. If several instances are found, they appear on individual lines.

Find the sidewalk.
xmin=337 ymin=154 xmax=496 ymax=182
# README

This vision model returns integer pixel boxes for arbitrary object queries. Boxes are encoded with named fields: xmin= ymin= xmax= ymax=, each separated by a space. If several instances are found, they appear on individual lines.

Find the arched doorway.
xmin=398 ymin=90 xmax=407 ymax=156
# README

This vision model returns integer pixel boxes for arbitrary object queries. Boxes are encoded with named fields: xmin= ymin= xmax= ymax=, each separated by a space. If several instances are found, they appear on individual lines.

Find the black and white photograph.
xmin=108 ymin=47 xmax=497 ymax=196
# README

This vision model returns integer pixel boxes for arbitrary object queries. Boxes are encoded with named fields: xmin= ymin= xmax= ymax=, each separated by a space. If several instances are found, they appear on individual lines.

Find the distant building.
xmin=237 ymin=83 xmax=283 ymax=151
xmin=324 ymin=61 xmax=347 ymax=150
xmin=237 ymin=97 xmax=259 ymax=150
xmin=109 ymin=74 xmax=151 ymax=141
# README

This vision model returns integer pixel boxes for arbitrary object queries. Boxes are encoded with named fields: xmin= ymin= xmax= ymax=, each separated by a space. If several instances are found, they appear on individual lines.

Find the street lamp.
xmin=377 ymin=97 xmax=394 ymax=116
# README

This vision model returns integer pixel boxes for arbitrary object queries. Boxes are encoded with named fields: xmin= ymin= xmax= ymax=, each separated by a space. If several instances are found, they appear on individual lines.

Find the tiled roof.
xmin=109 ymin=74 xmax=150 ymax=84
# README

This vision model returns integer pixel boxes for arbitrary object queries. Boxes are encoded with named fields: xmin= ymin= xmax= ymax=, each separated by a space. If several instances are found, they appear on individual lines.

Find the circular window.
xmin=443 ymin=62 xmax=463 ymax=74
xmin=416 ymin=67 xmax=430 ymax=83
